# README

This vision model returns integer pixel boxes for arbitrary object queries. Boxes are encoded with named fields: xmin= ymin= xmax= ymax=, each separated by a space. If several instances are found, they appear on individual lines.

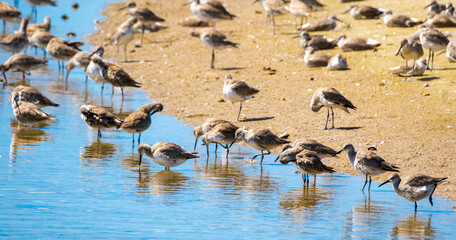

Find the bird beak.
xmin=119 ymin=5 xmax=129 ymax=11
xmin=378 ymin=179 xmax=391 ymax=188
xmin=274 ymin=156 xmax=279 ymax=162
xmin=228 ymin=137 xmax=238 ymax=148
xmin=424 ymin=3 xmax=433 ymax=9
xmin=292 ymin=34 xmax=300 ymax=39
xmin=335 ymin=17 xmax=347 ymax=24
xmin=193 ymin=137 xmax=199 ymax=151
xmin=332 ymin=149 xmax=343 ymax=157
xmin=396 ymin=42 xmax=406 ymax=56
xmin=342 ymin=8 xmax=351 ymax=14
xmin=252 ymin=0 xmax=259 ymax=5
xmin=183 ymin=0 xmax=192 ymax=6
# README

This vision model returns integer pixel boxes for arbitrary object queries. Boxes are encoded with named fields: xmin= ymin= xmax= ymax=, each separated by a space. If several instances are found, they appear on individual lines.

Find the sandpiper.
xmin=0 ymin=18 xmax=28 ymax=54
xmin=336 ymin=35 xmax=381 ymax=51
xmin=419 ymin=28 xmax=448 ymax=70
xmin=327 ymin=53 xmax=349 ymax=70
xmin=193 ymin=118 xmax=230 ymax=151
xmin=335 ymin=144 xmax=399 ymax=192
xmin=295 ymin=31 xmax=336 ymax=51
xmin=276 ymin=148 xmax=335 ymax=184
xmin=254 ymin=0 xmax=288 ymax=35
xmin=0 ymin=2 xmax=20 ymax=35
xmin=10 ymin=85 xmax=58 ymax=107
xmin=223 ymin=74 xmax=259 ymax=122
xmin=29 ymin=29 xmax=55 ymax=58
xmin=25 ymin=0 xmax=56 ymax=20
xmin=390 ymin=58 xmax=427 ymax=78
xmin=379 ymin=173 xmax=447 ymax=212
xmin=26 ymin=16 xmax=50 ymax=35
xmin=286 ymin=0 xmax=310 ymax=29
xmin=111 ymin=17 xmax=137 ymax=62
xmin=280 ymin=139 xmax=339 ymax=158
xmin=303 ymin=47 xmax=331 ymax=68
xmin=426 ymin=12 xmax=456 ymax=27
xmin=138 ymin=142 xmax=199 ymax=170
xmin=396 ymin=38 xmax=423 ymax=81
xmin=229 ymin=127 xmax=290 ymax=164
xmin=119 ymin=1 xmax=165 ymax=44
xmin=310 ymin=87 xmax=356 ymax=130
xmin=80 ymin=105 xmax=122 ymax=140
xmin=382 ymin=11 xmax=423 ymax=27
xmin=87 ymin=47 xmax=109 ymax=94
xmin=65 ymin=51 xmax=91 ymax=81
xmin=2 ymin=53 xmax=47 ymax=80
xmin=190 ymin=28 xmax=239 ymax=69
xmin=186 ymin=0 xmax=235 ymax=28
xmin=133 ymin=21 xmax=168 ymax=35
xmin=201 ymin=122 xmax=239 ymax=158
xmin=344 ymin=5 xmax=385 ymax=19
xmin=446 ymin=37 xmax=456 ymax=62
xmin=300 ymin=15 xmax=345 ymax=32
xmin=46 ymin=37 xmax=83 ymax=73
xmin=117 ymin=102 xmax=163 ymax=145
xmin=10 ymin=93 xmax=55 ymax=125
xmin=425 ymin=1 xmax=446 ymax=15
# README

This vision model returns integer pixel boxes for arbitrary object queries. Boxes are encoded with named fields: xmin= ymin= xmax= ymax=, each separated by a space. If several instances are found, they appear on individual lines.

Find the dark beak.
xmin=332 ymin=149 xmax=343 ymax=157
xmin=292 ymin=34 xmax=300 ymax=39
xmin=119 ymin=5 xmax=128 ymax=11
xmin=183 ymin=0 xmax=192 ymax=6
xmin=424 ymin=3 xmax=433 ymax=9
xmin=193 ymin=137 xmax=199 ymax=151
xmin=378 ymin=179 xmax=390 ymax=188
xmin=396 ymin=42 xmax=406 ymax=56
xmin=342 ymin=8 xmax=351 ymax=14
xmin=252 ymin=0 xmax=259 ymax=5
xmin=335 ymin=17 xmax=347 ymax=24
xmin=228 ymin=137 xmax=238 ymax=148
xmin=274 ymin=156 xmax=279 ymax=162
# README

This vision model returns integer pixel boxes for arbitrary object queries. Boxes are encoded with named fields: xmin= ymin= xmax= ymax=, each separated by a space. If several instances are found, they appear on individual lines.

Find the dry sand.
xmin=88 ymin=0 xmax=456 ymax=201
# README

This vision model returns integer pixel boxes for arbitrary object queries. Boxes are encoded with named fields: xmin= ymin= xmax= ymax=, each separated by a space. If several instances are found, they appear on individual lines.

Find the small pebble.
xmin=61 ymin=14 xmax=69 ymax=21
xmin=72 ymin=2 xmax=79 ymax=10
xmin=423 ymin=83 xmax=429 ymax=87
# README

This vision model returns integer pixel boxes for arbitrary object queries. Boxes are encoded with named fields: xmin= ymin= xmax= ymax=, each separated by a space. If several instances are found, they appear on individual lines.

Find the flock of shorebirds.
xmin=1 ymin=0 xmax=451 ymax=211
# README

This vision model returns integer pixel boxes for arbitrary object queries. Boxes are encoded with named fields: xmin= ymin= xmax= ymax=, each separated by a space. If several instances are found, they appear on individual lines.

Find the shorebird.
xmin=2 ymin=53 xmax=47 ymax=80
xmin=300 ymin=15 xmax=345 ymax=32
xmin=327 ymin=54 xmax=349 ymax=70
xmin=0 ymin=18 xmax=28 ymax=54
xmin=395 ymin=38 xmax=423 ymax=81
xmin=138 ymin=142 xmax=199 ymax=170
xmin=295 ymin=31 xmax=336 ymax=52
xmin=119 ymin=2 xmax=165 ymax=44
xmin=229 ymin=127 xmax=290 ymax=164
xmin=10 ymin=85 xmax=58 ymax=107
xmin=254 ymin=0 xmax=288 ymax=35
xmin=87 ymin=47 xmax=109 ymax=94
xmin=26 ymin=16 xmax=50 ymax=35
xmin=111 ymin=17 xmax=137 ymax=62
xmin=445 ymin=3 xmax=456 ymax=20
xmin=80 ymin=105 xmax=122 ymax=140
xmin=446 ymin=38 xmax=456 ymax=62
xmin=336 ymin=35 xmax=381 ymax=51
xmin=29 ymin=29 xmax=55 ymax=58
xmin=117 ymin=102 xmax=163 ymax=145
xmin=426 ymin=12 xmax=456 ymax=27
xmin=425 ymin=1 xmax=446 ymax=15
xmin=10 ymin=93 xmax=55 ymax=125
xmin=304 ymin=47 xmax=331 ymax=67
xmin=25 ymin=0 xmax=56 ymax=20
xmin=379 ymin=173 xmax=447 ymax=211
xmin=133 ymin=21 xmax=168 ymax=35
xmin=186 ymin=0 xmax=235 ymax=28
xmin=0 ymin=2 xmax=20 ymax=35
xmin=276 ymin=148 xmax=335 ymax=184
xmin=46 ymin=37 xmax=83 ymax=73
xmin=65 ymin=51 xmax=90 ymax=81
xmin=390 ymin=58 xmax=427 ymax=78
xmin=190 ymin=28 xmax=239 ymax=69
xmin=193 ymin=118 xmax=230 ymax=151
xmin=201 ymin=122 xmax=239 ymax=158
xmin=343 ymin=5 xmax=385 ymax=19
xmin=280 ymin=138 xmax=339 ymax=158
xmin=223 ymin=74 xmax=259 ymax=122
xmin=180 ymin=16 xmax=210 ymax=27
xmin=419 ymin=28 xmax=448 ymax=70
xmin=310 ymin=87 xmax=356 ymax=130
xmin=382 ymin=11 xmax=423 ymax=27
xmin=335 ymin=144 xmax=399 ymax=192
xmin=286 ymin=0 xmax=310 ymax=29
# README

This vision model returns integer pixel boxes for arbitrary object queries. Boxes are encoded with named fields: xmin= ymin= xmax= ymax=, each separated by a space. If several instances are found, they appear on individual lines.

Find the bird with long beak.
xmin=253 ymin=0 xmax=289 ymax=35
xmin=184 ymin=0 xmax=235 ymax=28
xmin=111 ymin=17 xmax=138 ymax=62
xmin=229 ymin=127 xmax=289 ymax=164
xmin=378 ymin=173 xmax=447 ymax=212
xmin=395 ymin=38 xmax=423 ymax=81
xmin=2 ymin=53 xmax=47 ymax=81
xmin=138 ymin=142 xmax=199 ymax=170
xmin=87 ymin=47 xmax=109 ymax=96
xmin=193 ymin=118 xmax=230 ymax=151
xmin=201 ymin=122 xmax=239 ymax=159
xmin=10 ymin=92 xmax=55 ymax=126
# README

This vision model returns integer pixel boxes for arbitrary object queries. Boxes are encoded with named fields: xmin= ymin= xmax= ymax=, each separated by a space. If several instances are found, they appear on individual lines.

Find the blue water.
xmin=0 ymin=0 xmax=455 ymax=239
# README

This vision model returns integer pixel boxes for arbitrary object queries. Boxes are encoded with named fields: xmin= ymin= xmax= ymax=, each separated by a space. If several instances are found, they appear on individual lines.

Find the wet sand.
xmin=88 ymin=0 xmax=456 ymax=201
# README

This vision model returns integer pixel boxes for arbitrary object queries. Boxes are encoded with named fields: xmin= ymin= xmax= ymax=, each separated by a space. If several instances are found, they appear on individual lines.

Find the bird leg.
xmin=236 ymin=102 xmax=243 ymax=122
xmin=302 ymin=173 xmax=306 ymax=183
xmin=210 ymin=49 xmax=215 ymax=69
xmin=215 ymin=143 xmax=218 ymax=156
xmin=224 ymin=144 xmax=230 ymax=159
xmin=121 ymin=87 xmax=124 ymax=101
xmin=411 ymin=59 xmax=416 ymax=81
xmin=324 ymin=108 xmax=330 ymax=130
xmin=331 ymin=107 xmax=335 ymax=129
xmin=314 ymin=175 xmax=317 ymax=186
xmin=124 ymin=44 xmax=128 ymax=62
xmin=251 ymin=151 xmax=262 ymax=162
xmin=260 ymin=150 xmax=271 ymax=165
xmin=362 ymin=174 xmax=368 ymax=192
xmin=97 ymin=129 xmax=102 ymax=139
xmin=431 ymin=50 xmax=434 ymax=71
xmin=140 ymin=26 xmax=145 ymax=45
xmin=65 ymin=70 xmax=70 ymax=81
xmin=404 ymin=60 xmax=408 ymax=81
xmin=272 ymin=16 xmax=276 ymax=35
xmin=138 ymin=133 xmax=141 ymax=145
xmin=2 ymin=20 xmax=5 ymax=35
xmin=427 ymin=49 xmax=432 ymax=70
xmin=429 ymin=184 xmax=437 ymax=206
xmin=206 ymin=143 xmax=209 ymax=157
xmin=415 ymin=202 xmax=418 ymax=212
xmin=132 ymin=133 xmax=135 ymax=145
xmin=111 ymin=86 xmax=114 ymax=99
xmin=116 ymin=46 xmax=119 ymax=61
xmin=368 ymin=176 xmax=372 ymax=191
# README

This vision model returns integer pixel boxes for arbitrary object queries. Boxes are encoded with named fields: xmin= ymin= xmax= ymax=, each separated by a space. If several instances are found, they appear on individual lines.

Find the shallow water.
xmin=0 ymin=0 xmax=455 ymax=238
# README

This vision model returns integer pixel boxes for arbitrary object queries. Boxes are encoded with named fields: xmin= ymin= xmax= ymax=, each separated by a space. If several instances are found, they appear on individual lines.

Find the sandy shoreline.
xmin=88 ymin=0 xmax=456 ymax=202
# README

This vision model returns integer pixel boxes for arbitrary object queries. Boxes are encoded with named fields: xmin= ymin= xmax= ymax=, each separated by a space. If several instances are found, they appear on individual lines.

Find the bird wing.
xmin=322 ymin=88 xmax=356 ymax=109
xmin=207 ymin=1 xmax=235 ymax=18
xmin=406 ymin=175 xmax=447 ymax=187
xmin=230 ymin=80 xmax=259 ymax=97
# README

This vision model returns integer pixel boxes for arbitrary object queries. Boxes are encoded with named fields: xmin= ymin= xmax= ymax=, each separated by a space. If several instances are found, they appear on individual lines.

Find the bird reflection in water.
xmin=9 ymin=120 xmax=50 ymax=160
xmin=391 ymin=214 xmax=434 ymax=239
xmin=79 ymin=141 xmax=117 ymax=166
xmin=149 ymin=170 xmax=190 ymax=193
xmin=279 ymin=185 xmax=333 ymax=215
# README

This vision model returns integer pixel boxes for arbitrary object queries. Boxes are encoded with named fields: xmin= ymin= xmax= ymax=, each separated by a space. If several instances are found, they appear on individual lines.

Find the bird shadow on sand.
xmin=434 ymin=67 xmax=456 ymax=71
xmin=333 ymin=126 xmax=362 ymax=131
xmin=240 ymin=116 xmax=274 ymax=122
xmin=416 ymin=76 xmax=439 ymax=81
xmin=122 ymin=60 xmax=154 ymax=64
xmin=219 ymin=67 xmax=246 ymax=71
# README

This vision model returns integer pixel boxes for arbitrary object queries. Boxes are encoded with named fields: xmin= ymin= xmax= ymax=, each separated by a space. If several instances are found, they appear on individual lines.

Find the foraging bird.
xmin=276 ymin=148 xmax=335 ymax=184
xmin=0 ymin=18 xmax=28 ymax=54
xmin=382 ymin=11 xmax=423 ymax=27
xmin=186 ymin=0 xmax=235 ymax=28
xmin=223 ymin=74 xmax=259 ymax=122
xmin=111 ymin=17 xmax=138 ymax=62
xmin=119 ymin=1 xmax=165 ymax=44
xmin=80 ymin=105 xmax=122 ymax=140
xmin=10 ymin=93 xmax=55 ymax=125
xmin=300 ymin=15 xmax=345 ymax=32
xmin=117 ymin=102 xmax=163 ymax=146
xmin=395 ymin=38 xmax=423 ymax=81
xmin=138 ymin=142 xmax=199 ymax=170
xmin=390 ymin=58 xmax=427 ymax=78
xmin=304 ymin=47 xmax=331 ymax=68
xmin=419 ymin=28 xmax=448 ymax=70
xmin=87 ymin=47 xmax=109 ymax=94
xmin=201 ymin=122 xmax=239 ymax=158
xmin=425 ymin=1 xmax=446 ymax=15
xmin=2 ymin=53 xmax=47 ymax=80
xmin=327 ymin=53 xmax=349 ymax=70
xmin=335 ymin=144 xmax=399 ymax=192
xmin=286 ymin=0 xmax=311 ymax=29
xmin=229 ymin=127 xmax=290 ymax=164
xmin=280 ymin=139 xmax=339 ymax=158
xmin=190 ymin=28 xmax=239 ymax=69
xmin=10 ymin=85 xmax=58 ymax=107
xmin=28 ymin=29 xmax=56 ymax=58
xmin=65 ymin=51 xmax=91 ymax=81
xmin=46 ymin=37 xmax=83 ymax=73
xmin=193 ymin=118 xmax=230 ymax=151
xmin=379 ymin=173 xmax=447 ymax=212
xmin=0 ymin=2 xmax=20 ymax=35
xmin=254 ymin=0 xmax=289 ymax=35
xmin=295 ymin=31 xmax=336 ymax=51
xmin=336 ymin=35 xmax=381 ymax=51
xmin=310 ymin=87 xmax=356 ymax=130
xmin=344 ymin=5 xmax=385 ymax=19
